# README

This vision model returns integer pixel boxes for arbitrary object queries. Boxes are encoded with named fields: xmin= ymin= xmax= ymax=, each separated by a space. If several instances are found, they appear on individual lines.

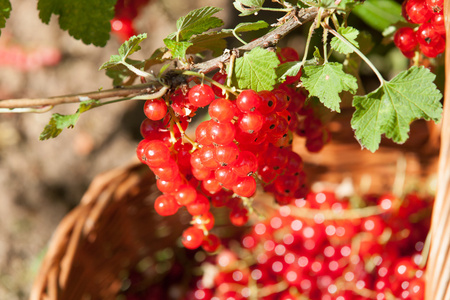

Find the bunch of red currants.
xmin=394 ymin=0 xmax=445 ymax=58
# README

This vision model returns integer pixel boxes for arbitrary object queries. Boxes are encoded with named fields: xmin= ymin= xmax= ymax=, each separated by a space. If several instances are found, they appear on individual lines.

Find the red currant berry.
xmin=144 ymin=140 xmax=171 ymax=167
xmin=236 ymin=90 xmax=261 ymax=112
xmin=257 ymin=90 xmax=277 ymax=115
xmin=143 ymin=99 xmax=167 ymax=120
xmin=232 ymin=176 xmax=256 ymax=197
xmin=195 ymin=121 xmax=213 ymax=146
xmin=215 ymin=165 xmax=239 ymax=186
xmin=156 ymin=176 xmax=182 ymax=193
xmin=416 ymin=23 xmax=442 ymax=46
xmin=186 ymin=194 xmax=210 ymax=215
xmin=181 ymin=226 xmax=204 ymax=249
xmin=431 ymin=13 xmax=445 ymax=35
xmin=232 ymin=151 xmax=258 ymax=177
xmin=214 ymin=143 xmax=240 ymax=166
xmin=207 ymin=120 xmax=236 ymax=145
xmin=154 ymin=194 xmax=180 ymax=216
xmin=174 ymin=184 xmax=197 ymax=206
xmin=394 ymin=27 xmax=418 ymax=52
xmin=208 ymin=98 xmax=236 ymax=123
xmin=426 ymin=0 xmax=443 ymax=13
xmin=277 ymin=47 xmax=299 ymax=63
xmin=405 ymin=0 xmax=433 ymax=24
xmin=238 ymin=111 xmax=264 ymax=133
xmin=188 ymin=84 xmax=215 ymax=107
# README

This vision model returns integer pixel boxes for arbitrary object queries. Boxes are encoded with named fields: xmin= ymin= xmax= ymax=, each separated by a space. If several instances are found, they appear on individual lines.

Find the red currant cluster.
xmin=185 ymin=191 xmax=431 ymax=300
xmin=136 ymin=48 xmax=330 ymax=251
xmin=394 ymin=0 xmax=445 ymax=58
xmin=111 ymin=0 xmax=151 ymax=42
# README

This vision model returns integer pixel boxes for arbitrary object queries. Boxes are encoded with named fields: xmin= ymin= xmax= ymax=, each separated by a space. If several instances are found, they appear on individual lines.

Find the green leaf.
xmin=100 ymin=33 xmax=147 ymax=70
xmin=276 ymin=61 xmax=302 ymax=82
xmin=37 ymin=0 xmax=115 ymax=47
xmin=118 ymin=34 xmax=147 ymax=58
xmin=330 ymin=26 xmax=359 ymax=54
xmin=233 ymin=0 xmax=265 ymax=16
xmin=39 ymin=100 xmax=99 ymax=140
xmin=352 ymin=0 xmax=402 ymax=32
xmin=234 ymin=20 xmax=268 ymax=33
xmin=169 ymin=6 xmax=223 ymax=41
xmin=301 ymin=62 xmax=358 ymax=112
xmin=164 ymin=39 xmax=193 ymax=59
xmin=187 ymin=31 xmax=231 ymax=56
xmin=0 ymin=0 xmax=11 ymax=36
xmin=351 ymin=66 xmax=443 ymax=152
xmin=231 ymin=47 xmax=279 ymax=92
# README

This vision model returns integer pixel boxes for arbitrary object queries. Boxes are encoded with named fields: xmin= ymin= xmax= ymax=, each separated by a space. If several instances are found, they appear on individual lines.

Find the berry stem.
xmin=182 ymin=70 xmax=238 ymax=97
xmin=167 ymin=105 xmax=199 ymax=149
xmin=325 ymin=23 xmax=385 ymax=85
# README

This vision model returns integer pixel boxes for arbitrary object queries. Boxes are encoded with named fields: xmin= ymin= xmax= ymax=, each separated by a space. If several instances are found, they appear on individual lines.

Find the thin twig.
xmin=0 ymin=83 xmax=166 ymax=110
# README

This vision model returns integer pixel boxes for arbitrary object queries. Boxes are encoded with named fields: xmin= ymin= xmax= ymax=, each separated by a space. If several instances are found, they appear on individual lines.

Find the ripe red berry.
xmin=207 ymin=120 xmax=236 ymax=145
xmin=232 ymin=176 xmax=256 ymax=197
xmin=186 ymin=194 xmax=210 ymax=215
xmin=416 ymin=23 xmax=442 ymax=46
xmin=181 ymin=226 xmax=205 ymax=249
xmin=277 ymin=47 xmax=299 ymax=63
xmin=144 ymin=140 xmax=171 ymax=167
xmin=257 ymin=90 xmax=277 ymax=115
xmin=174 ymin=184 xmax=197 ymax=206
xmin=208 ymin=98 xmax=236 ymax=123
xmin=188 ymin=84 xmax=215 ymax=107
xmin=405 ymin=0 xmax=433 ymax=24
xmin=232 ymin=151 xmax=258 ymax=177
xmin=426 ymin=0 xmax=443 ymax=13
xmin=154 ymin=194 xmax=180 ymax=216
xmin=236 ymin=90 xmax=261 ymax=112
xmin=214 ymin=143 xmax=240 ymax=166
xmin=394 ymin=27 xmax=418 ymax=53
xmin=143 ymin=99 xmax=167 ymax=120
xmin=238 ymin=111 xmax=264 ymax=133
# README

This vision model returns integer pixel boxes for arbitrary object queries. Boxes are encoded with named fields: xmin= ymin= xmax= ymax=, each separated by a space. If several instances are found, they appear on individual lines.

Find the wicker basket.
xmin=29 ymin=163 xmax=185 ymax=300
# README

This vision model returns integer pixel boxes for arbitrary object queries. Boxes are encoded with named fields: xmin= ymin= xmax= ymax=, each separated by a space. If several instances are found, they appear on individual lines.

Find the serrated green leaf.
xmin=352 ymin=0 xmax=402 ymax=32
xmin=351 ymin=67 xmax=443 ymax=152
xmin=233 ymin=0 xmax=265 ymax=16
xmin=100 ymin=34 xmax=148 ymax=80
xmin=0 ymin=0 xmax=11 ymax=36
xmin=164 ymin=39 xmax=193 ymax=59
xmin=231 ymin=47 xmax=279 ymax=92
xmin=39 ymin=113 xmax=80 ymax=140
xmin=330 ymin=26 xmax=359 ymax=54
xmin=118 ymin=33 xmax=147 ymax=58
xmin=276 ymin=61 xmax=302 ymax=82
xmin=37 ymin=0 xmax=115 ymax=47
xmin=301 ymin=62 xmax=358 ymax=112
xmin=234 ymin=20 xmax=268 ymax=33
xmin=39 ymin=100 xmax=100 ymax=140
xmin=187 ymin=31 xmax=231 ymax=56
xmin=170 ymin=6 xmax=223 ymax=41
